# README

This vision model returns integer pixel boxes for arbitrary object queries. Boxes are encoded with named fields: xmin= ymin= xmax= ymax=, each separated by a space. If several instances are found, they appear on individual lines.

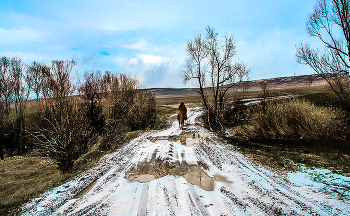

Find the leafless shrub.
xmin=32 ymin=101 xmax=92 ymax=172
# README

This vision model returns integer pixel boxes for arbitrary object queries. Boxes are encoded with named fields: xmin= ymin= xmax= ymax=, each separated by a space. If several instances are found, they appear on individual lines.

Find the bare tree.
xmin=11 ymin=58 xmax=31 ymax=155
xmin=0 ymin=57 xmax=13 ymax=115
xmin=48 ymin=60 xmax=76 ymax=122
xmin=183 ymin=26 xmax=249 ymax=130
xmin=0 ymin=57 xmax=32 ymax=158
xmin=0 ymin=57 xmax=12 ymax=159
xmin=296 ymin=0 xmax=350 ymax=109
xmin=27 ymin=61 xmax=51 ymax=102
xmin=183 ymin=33 xmax=209 ymax=110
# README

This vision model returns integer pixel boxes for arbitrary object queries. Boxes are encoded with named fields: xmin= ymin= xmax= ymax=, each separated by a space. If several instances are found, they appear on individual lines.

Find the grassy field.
xmin=156 ymin=95 xmax=202 ymax=106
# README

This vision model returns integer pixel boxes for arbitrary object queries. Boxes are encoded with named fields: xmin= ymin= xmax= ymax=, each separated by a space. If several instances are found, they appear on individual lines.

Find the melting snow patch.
xmin=288 ymin=167 xmax=350 ymax=200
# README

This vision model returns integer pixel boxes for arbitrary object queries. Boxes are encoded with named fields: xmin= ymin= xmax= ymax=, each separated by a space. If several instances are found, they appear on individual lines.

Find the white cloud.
xmin=109 ymin=53 xmax=187 ymax=88
xmin=141 ymin=55 xmax=170 ymax=64
xmin=122 ymin=40 xmax=149 ymax=51
xmin=129 ymin=58 xmax=138 ymax=64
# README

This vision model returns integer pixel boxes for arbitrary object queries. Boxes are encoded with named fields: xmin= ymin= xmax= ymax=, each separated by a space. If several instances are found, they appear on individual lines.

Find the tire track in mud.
xmin=20 ymin=107 xmax=350 ymax=215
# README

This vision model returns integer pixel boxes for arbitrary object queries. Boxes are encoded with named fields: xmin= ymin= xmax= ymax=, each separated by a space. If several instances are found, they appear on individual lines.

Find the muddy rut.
xmin=21 ymin=107 xmax=350 ymax=215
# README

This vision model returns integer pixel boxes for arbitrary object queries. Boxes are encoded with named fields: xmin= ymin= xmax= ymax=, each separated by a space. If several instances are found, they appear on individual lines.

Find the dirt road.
xmin=21 ymin=108 xmax=350 ymax=215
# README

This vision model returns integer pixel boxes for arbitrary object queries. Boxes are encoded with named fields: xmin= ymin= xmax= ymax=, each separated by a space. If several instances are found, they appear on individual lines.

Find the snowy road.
xmin=21 ymin=108 xmax=350 ymax=215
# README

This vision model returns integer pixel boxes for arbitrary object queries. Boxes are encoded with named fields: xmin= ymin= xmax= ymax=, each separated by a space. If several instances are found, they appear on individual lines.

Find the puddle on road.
xmin=184 ymin=167 xmax=232 ymax=191
xmin=127 ymin=173 xmax=155 ymax=183
xmin=148 ymin=132 xmax=205 ymax=147
xmin=125 ymin=153 xmax=231 ymax=191
xmin=184 ymin=166 xmax=215 ymax=191
xmin=74 ymin=180 xmax=98 ymax=199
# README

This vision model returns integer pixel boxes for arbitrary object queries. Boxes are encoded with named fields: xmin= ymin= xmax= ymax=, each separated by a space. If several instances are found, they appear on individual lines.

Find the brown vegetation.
xmin=234 ymin=97 xmax=348 ymax=139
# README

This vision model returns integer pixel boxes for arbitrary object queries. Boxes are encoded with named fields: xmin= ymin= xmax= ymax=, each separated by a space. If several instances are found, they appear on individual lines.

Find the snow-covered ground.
xmin=21 ymin=108 xmax=350 ymax=215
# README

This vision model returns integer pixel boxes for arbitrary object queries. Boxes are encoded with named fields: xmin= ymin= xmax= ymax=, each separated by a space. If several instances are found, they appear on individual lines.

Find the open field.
xmin=155 ymin=74 xmax=331 ymax=105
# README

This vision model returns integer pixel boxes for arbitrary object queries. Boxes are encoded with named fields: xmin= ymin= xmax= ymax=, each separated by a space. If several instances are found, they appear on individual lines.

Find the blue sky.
xmin=0 ymin=0 xmax=320 ymax=88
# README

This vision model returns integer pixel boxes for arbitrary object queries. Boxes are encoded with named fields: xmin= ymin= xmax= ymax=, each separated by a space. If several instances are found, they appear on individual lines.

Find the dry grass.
xmin=232 ymin=91 xmax=348 ymax=140
xmin=258 ymin=99 xmax=346 ymax=139
xmin=0 ymin=156 xmax=66 ymax=215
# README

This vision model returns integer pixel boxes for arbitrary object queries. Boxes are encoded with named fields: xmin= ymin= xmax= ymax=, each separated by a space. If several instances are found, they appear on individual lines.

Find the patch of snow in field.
xmin=239 ymin=94 xmax=297 ymax=105
xmin=288 ymin=167 xmax=350 ymax=201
